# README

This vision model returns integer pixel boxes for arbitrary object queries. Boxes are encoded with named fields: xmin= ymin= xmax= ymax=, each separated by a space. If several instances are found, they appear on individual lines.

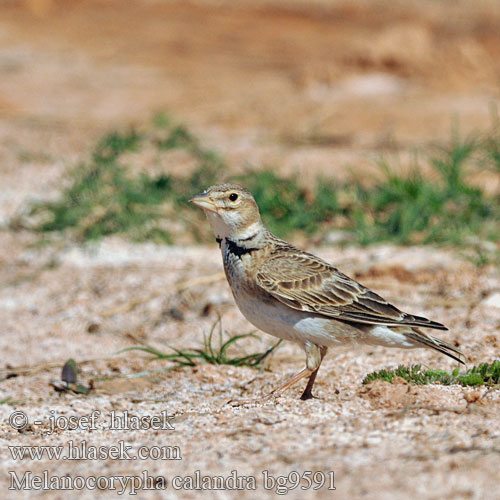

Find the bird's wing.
xmin=255 ymin=248 xmax=447 ymax=330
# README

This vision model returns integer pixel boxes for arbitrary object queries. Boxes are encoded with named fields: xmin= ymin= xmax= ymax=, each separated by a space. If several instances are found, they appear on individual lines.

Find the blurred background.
xmin=2 ymin=3 xmax=500 ymax=498
xmin=2 ymin=0 xmax=500 ymax=244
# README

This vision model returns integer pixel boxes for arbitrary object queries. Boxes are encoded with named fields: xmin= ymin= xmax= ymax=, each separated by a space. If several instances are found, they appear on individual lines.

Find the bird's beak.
xmin=189 ymin=192 xmax=218 ymax=213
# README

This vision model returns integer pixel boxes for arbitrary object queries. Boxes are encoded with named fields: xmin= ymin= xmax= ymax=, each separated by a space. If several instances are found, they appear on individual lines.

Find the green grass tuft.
xmin=362 ymin=361 xmax=500 ymax=387
xmin=21 ymin=117 xmax=224 ymax=243
xmin=119 ymin=319 xmax=282 ymax=368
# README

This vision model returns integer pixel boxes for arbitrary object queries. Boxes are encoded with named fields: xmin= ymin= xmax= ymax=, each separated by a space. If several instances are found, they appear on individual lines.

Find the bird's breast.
xmin=220 ymin=238 xmax=262 ymax=283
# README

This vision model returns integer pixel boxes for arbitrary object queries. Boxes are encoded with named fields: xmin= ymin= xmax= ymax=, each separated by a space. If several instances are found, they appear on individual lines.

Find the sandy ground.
xmin=0 ymin=1 xmax=500 ymax=498
xmin=0 ymin=238 xmax=499 ymax=499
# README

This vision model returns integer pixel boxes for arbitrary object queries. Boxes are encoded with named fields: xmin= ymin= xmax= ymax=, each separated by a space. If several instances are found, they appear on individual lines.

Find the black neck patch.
xmin=215 ymin=237 xmax=222 ymax=247
xmin=225 ymin=238 xmax=258 ymax=258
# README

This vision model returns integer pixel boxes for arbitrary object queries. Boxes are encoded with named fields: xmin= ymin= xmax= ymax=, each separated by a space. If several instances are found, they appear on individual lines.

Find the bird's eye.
xmin=229 ymin=193 xmax=238 ymax=201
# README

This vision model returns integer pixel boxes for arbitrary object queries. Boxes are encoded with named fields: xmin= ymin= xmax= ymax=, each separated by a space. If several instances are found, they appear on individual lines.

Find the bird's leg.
xmin=229 ymin=343 xmax=324 ymax=407
xmin=300 ymin=345 xmax=327 ymax=400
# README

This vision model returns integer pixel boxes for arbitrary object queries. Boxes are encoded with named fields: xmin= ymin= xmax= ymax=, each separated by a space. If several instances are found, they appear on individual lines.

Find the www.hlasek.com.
xmin=9 ymin=470 xmax=336 ymax=495
xmin=9 ymin=440 xmax=181 ymax=461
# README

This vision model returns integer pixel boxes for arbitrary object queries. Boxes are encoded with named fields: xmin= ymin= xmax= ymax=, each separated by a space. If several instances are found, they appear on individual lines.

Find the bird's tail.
xmin=406 ymin=328 xmax=465 ymax=364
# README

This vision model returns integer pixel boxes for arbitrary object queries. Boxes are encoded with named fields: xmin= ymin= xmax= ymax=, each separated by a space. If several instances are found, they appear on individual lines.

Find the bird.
xmin=189 ymin=183 xmax=464 ymax=405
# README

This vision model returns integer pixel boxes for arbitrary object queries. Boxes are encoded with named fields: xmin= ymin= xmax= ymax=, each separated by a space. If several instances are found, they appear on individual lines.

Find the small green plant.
xmin=352 ymin=137 xmax=495 ymax=245
xmin=362 ymin=361 xmax=500 ymax=387
xmin=119 ymin=319 xmax=282 ymax=368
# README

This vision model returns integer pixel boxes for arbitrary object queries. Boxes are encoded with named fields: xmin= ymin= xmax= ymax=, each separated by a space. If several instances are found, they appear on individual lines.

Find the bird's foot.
xmin=299 ymin=390 xmax=319 ymax=401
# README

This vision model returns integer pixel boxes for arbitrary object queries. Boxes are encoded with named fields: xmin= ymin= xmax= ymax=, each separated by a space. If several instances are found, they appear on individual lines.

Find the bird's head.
xmin=189 ymin=183 xmax=263 ymax=240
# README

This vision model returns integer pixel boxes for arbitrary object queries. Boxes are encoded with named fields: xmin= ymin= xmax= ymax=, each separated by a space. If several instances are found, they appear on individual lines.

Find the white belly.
xmin=231 ymin=284 xmax=361 ymax=348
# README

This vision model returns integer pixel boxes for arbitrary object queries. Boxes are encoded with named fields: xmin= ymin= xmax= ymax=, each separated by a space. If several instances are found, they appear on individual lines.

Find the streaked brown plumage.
xmin=255 ymin=246 xmax=447 ymax=329
xmin=190 ymin=183 xmax=464 ymax=405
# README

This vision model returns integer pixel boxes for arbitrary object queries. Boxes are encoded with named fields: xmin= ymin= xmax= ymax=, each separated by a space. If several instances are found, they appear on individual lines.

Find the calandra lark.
xmin=190 ymin=183 xmax=464 ymax=405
